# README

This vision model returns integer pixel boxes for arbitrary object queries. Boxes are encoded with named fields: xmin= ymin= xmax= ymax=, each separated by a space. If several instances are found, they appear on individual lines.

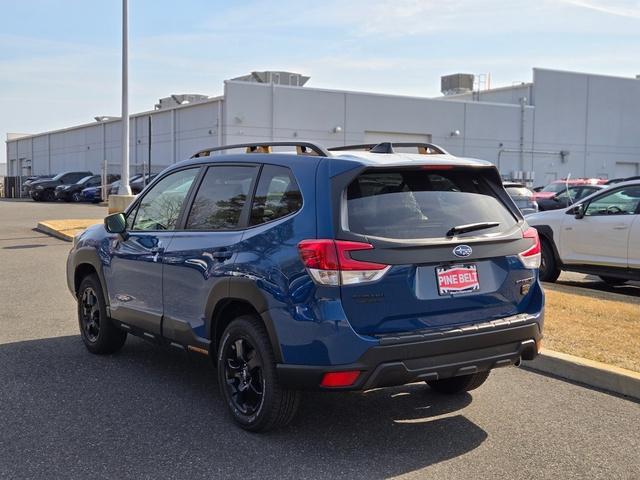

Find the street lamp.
xmin=118 ymin=0 xmax=132 ymax=195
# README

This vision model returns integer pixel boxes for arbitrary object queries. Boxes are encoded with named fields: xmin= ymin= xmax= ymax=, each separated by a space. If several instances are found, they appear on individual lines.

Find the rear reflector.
xmin=298 ymin=239 xmax=389 ymax=286
xmin=519 ymin=227 xmax=541 ymax=269
xmin=320 ymin=370 xmax=360 ymax=388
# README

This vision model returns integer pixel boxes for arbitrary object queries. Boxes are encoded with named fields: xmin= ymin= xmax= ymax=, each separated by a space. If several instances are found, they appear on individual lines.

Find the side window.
xmin=555 ymin=187 xmax=576 ymax=201
xmin=130 ymin=168 xmax=199 ymax=231
xmin=185 ymin=166 xmax=256 ymax=230
xmin=577 ymin=187 xmax=597 ymax=200
xmin=585 ymin=187 xmax=640 ymax=216
xmin=250 ymin=165 xmax=303 ymax=226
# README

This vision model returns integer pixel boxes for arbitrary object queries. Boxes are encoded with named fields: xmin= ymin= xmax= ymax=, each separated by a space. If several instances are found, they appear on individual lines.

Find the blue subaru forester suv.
xmin=67 ymin=141 xmax=544 ymax=432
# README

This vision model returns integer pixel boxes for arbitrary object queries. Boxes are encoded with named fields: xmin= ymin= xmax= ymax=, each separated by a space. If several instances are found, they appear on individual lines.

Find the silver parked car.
xmin=503 ymin=182 xmax=538 ymax=215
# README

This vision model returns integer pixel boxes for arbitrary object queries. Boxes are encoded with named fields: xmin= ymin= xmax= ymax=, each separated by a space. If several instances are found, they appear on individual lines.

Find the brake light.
xmin=297 ymin=239 xmax=390 ymax=286
xmin=320 ymin=370 xmax=360 ymax=387
xmin=420 ymin=164 xmax=454 ymax=170
xmin=519 ymin=227 xmax=541 ymax=269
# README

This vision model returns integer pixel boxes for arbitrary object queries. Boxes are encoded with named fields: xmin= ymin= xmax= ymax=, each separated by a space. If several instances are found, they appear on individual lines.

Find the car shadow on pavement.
xmin=0 ymin=335 xmax=487 ymax=480
xmin=554 ymin=279 xmax=640 ymax=299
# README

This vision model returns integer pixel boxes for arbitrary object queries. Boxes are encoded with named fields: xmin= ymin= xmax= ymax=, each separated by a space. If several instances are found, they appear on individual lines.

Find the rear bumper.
xmin=276 ymin=314 xmax=542 ymax=391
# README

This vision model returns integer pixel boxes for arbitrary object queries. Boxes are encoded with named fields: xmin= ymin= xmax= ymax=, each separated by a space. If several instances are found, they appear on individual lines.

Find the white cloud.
xmin=560 ymin=0 xmax=640 ymax=18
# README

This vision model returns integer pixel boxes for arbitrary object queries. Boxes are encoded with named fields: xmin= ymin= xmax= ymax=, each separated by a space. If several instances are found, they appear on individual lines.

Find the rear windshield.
xmin=542 ymin=183 xmax=568 ymax=193
xmin=345 ymin=168 xmax=517 ymax=240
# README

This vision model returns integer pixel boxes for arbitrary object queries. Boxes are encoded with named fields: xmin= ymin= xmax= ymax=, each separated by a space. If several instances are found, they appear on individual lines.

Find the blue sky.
xmin=2 ymin=0 xmax=640 ymax=164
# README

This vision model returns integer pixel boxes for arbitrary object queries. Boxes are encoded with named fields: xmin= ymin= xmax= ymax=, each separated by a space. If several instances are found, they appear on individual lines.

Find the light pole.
xmin=118 ymin=0 xmax=132 ymax=195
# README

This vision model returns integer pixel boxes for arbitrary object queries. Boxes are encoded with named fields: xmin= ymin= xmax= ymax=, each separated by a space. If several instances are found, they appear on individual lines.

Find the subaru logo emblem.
xmin=453 ymin=245 xmax=472 ymax=258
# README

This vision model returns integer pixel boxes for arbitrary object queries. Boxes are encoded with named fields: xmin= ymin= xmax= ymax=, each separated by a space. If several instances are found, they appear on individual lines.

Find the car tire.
xmin=539 ymin=238 xmax=561 ymax=283
xmin=72 ymin=192 xmax=82 ymax=202
xmin=426 ymin=370 xmax=490 ymax=394
xmin=77 ymin=274 xmax=127 ymax=354
xmin=42 ymin=189 xmax=56 ymax=202
xmin=599 ymin=276 xmax=628 ymax=286
xmin=217 ymin=315 xmax=300 ymax=432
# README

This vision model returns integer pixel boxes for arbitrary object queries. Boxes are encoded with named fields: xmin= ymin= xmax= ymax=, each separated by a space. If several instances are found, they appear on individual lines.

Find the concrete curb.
xmin=524 ymin=349 xmax=640 ymax=401
xmin=36 ymin=221 xmax=74 ymax=242
xmin=36 ymin=219 xmax=102 ymax=242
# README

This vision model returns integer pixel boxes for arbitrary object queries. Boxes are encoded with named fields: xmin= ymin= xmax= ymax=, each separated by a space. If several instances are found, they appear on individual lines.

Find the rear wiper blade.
xmin=446 ymin=222 xmax=500 ymax=237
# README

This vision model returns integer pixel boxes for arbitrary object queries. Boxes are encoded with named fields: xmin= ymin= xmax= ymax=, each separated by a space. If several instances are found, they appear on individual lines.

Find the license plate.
xmin=436 ymin=264 xmax=479 ymax=295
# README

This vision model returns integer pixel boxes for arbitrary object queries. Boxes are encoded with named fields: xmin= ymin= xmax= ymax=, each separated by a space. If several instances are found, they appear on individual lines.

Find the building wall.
xmin=532 ymin=68 xmax=640 ymax=183
xmin=6 ymin=68 xmax=640 ymax=187
xmin=5 ymin=100 xmax=223 ymax=178
xmin=223 ymin=81 xmax=533 ymax=176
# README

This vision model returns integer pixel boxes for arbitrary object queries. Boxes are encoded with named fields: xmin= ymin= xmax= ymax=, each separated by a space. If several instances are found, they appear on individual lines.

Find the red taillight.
xmin=335 ymin=241 xmax=387 ymax=271
xmin=297 ymin=239 xmax=339 ymax=270
xmin=297 ymin=239 xmax=389 ymax=286
xmin=519 ymin=227 xmax=541 ymax=269
xmin=320 ymin=370 xmax=360 ymax=388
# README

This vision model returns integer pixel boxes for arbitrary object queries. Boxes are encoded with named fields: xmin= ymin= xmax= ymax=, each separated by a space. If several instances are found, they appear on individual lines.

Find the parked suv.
xmin=67 ymin=142 xmax=544 ymax=432
xmin=56 ymin=174 xmax=117 ymax=202
xmin=527 ymin=180 xmax=640 ymax=284
xmin=21 ymin=175 xmax=53 ymax=197
xmin=30 ymin=171 xmax=93 ymax=201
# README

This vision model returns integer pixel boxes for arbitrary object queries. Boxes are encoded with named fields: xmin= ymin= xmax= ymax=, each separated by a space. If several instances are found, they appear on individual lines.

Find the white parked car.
xmin=526 ymin=180 xmax=640 ymax=285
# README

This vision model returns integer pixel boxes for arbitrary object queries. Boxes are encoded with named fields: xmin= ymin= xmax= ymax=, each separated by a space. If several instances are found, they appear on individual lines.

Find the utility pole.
xmin=118 ymin=0 xmax=132 ymax=195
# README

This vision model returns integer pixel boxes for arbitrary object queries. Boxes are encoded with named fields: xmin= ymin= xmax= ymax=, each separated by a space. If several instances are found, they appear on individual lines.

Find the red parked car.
xmin=533 ymin=178 xmax=607 ymax=201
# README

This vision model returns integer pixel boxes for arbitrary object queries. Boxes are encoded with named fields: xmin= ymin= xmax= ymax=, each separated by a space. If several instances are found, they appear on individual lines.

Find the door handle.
xmin=613 ymin=225 xmax=628 ymax=230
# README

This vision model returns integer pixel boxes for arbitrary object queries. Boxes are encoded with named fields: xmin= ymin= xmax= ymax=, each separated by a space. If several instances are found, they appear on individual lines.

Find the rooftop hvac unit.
xmin=441 ymin=74 xmax=475 ymax=95
xmin=230 ymin=71 xmax=310 ymax=87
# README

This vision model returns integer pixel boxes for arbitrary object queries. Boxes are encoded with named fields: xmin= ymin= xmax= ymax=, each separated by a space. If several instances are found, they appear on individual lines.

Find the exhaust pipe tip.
xmin=519 ymin=339 xmax=537 ymax=361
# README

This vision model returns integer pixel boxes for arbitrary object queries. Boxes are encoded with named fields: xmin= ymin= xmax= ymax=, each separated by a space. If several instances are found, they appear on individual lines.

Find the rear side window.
xmin=186 ymin=166 xmax=256 ymax=230
xmin=345 ymin=168 xmax=517 ymax=240
xmin=250 ymin=165 xmax=302 ymax=226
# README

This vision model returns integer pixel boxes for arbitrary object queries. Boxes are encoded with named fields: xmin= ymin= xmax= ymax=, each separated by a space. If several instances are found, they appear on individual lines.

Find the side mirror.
xmin=574 ymin=204 xmax=585 ymax=219
xmin=104 ymin=212 xmax=128 ymax=238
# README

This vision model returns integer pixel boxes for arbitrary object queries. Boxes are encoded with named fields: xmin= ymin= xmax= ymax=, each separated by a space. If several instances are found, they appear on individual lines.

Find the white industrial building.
xmin=5 ymin=67 xmax=640 ymax=194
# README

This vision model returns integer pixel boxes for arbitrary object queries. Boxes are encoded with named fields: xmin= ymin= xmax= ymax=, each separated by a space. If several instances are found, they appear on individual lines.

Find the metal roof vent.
xmin=230 ymin=71 xmax=310 ymax=87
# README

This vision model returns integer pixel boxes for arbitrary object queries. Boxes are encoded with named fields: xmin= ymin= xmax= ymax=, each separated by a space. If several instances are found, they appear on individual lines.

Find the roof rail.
xmin=190 ymin=141 xmax=329 ymax=159
xmin=329 ymin=142 xmax=448 ymax=155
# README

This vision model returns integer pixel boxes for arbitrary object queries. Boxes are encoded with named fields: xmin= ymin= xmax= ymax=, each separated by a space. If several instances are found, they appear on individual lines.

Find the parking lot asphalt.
xmin=555 ymin=271 xmax=640 ymax=299
xmin=1 ymin=199 xmax=639 ymax=480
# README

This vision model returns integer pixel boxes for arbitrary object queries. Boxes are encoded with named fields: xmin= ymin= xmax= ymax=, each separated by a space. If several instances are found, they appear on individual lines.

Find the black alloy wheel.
xmin=217 ymin=315 xmax=300 ymax=432
xmin=80 ymin=287 xmax=101 ymax=343
xmin=223 ymin=337 xmax=265 ymax=416
xmin=77 ymin=274 xmax=127 ymax=354
xmin=72 ymin=191 xmax=82 ymax=202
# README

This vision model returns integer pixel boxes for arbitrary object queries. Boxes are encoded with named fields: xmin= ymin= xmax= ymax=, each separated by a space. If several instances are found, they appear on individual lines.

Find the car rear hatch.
xmin=330 ymin=164 xmax=540 ymax=337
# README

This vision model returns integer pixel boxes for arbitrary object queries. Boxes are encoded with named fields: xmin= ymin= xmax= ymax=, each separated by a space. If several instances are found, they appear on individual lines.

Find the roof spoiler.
xmin=329 ymin=142 xmax=448 ymax=155
xmin=190 ymin=141 xmax=329 ymax=158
